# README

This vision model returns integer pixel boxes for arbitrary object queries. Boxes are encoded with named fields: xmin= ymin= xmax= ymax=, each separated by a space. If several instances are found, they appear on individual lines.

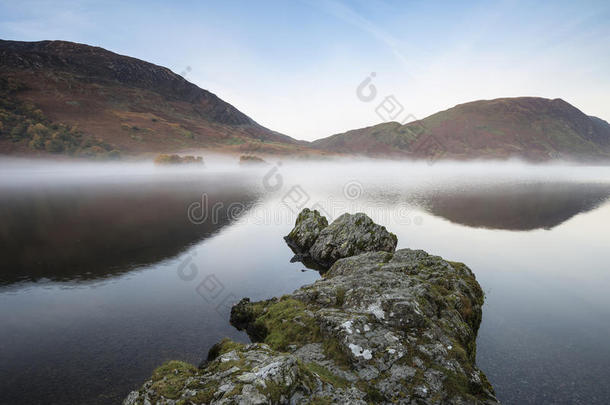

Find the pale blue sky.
xmin=1 ymin=0 xmax=609 ymax=140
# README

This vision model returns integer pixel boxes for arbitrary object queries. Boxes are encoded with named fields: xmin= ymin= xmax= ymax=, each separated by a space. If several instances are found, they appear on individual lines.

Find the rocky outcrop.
xmin=285 ymin=211 xmax=397 ymax=269
xmin=309 ymin=213 xmax=398 ymax=268
xmin=125 ymin=220 xmax=498 ymax=404
xmin=284 ymin=208 xmax=329 ymax=254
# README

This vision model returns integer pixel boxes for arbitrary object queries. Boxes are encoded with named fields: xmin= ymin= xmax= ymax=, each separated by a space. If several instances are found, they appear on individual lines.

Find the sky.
xmin=0 ymin=0 xmax=609 ymax=141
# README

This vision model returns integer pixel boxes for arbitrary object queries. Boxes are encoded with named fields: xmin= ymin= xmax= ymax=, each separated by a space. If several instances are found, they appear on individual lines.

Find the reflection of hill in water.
xmin=0 ymin=177 xmax=260 ymax=285
xmin=421 ymin=182 xmax=610 ymax=231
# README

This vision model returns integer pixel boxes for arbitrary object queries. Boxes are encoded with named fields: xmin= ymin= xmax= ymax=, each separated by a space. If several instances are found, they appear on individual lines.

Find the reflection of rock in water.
xmin=0 ymin=177 xmax=260 ymax=285
xmin=422 ymin=182 xmax=610 ymax=231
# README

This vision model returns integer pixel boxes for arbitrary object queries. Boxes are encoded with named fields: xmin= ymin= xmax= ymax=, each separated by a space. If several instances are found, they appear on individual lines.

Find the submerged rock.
xmin=285 ymin=210 xmax=397 ymax=269
xmin=125 ymin=246 xmax=499 ymax=404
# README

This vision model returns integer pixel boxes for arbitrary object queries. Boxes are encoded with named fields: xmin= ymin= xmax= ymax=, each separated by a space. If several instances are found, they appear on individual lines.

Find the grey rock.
xmin=285 ymin=209 xmax=398 ymax=269
xmin=230 ymin=249 xmax=498 ymax=404
xmin=239 ymin=384 xmax=269 ymax=405
xmin=309 ymin=212 xmax=397 ymax=268
xmin=125 ymin=217 xmax=499 ymax=404
xmin=284 ymin=208 xmax=328 ymax=253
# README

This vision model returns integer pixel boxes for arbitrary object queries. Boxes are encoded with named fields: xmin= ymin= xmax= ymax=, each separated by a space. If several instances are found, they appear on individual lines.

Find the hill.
xmin=0 ymin=39 xmax=315 ymax=158
xmin=2 ymin=40 xmax=609 ymax=162
xmin=312 ymin=97 xmax=610 ymax=161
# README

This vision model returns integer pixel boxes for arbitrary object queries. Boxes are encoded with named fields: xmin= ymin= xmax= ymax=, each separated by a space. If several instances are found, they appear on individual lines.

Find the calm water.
xmin=1 ymin=159 xmax=610 ymax=405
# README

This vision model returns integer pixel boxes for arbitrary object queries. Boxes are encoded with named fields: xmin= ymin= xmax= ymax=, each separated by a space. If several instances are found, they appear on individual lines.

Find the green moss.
xmin=355 ymin=380 xmax=386 ymax=404
xmin=302 ymin=362 xmax=349 ymax=389
xmin=442 ymin=370 xmax=475 ymax=400
xmin=150 ymin=361 xmax=197 ymax=400
xmin=364 ymin=385 xmax=385 ymax=403
xmin=459 ymin=296 xmax=474 ymax=324
xmin=207 ymin=338 xmax=245 ymax=361
xmin=205 ymin=350 xmax=249 ymax=374
xmin=335 ymin=287 xmax=346 ymax=307
xmin=406 ymin=369 xmax=426 ymax=396
xmin=431 ymin=283 xmax=451 ymax=297
xmin=475 ymin=369 xmax=496 ymax=397
xmin=182 ymin=379 xmax=221 ymax=403
xmin=220 ymin=357 xmax=249 ymax=372
xmin=448 ymin=341 xmax=469 ymax=364
xmin=253 ymin=298 xmax=321 ymax=351
xmin=190 ymin=386 xmax=217 ymax=403
xmin=256 ymin=379 xmax=285 ymax=402
xmin=322 ymin=337 xmax=351 ymax=369
xmin=223 ymin=382 xmax=244 ymax=398
xmin=310 ymin=396 xmax=334 ymax=405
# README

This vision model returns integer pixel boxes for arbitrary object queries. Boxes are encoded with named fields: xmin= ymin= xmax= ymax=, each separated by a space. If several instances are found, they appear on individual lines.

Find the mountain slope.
xmin=2 ymin=40 xmax=609 ymax=161
xmin=313 ymin=97 xmax=610 ymax=161
xmin=0 ymin=39 xmax=313 ymax=157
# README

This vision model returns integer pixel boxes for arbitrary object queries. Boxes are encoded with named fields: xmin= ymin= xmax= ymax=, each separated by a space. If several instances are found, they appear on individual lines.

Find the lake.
xmin=1 ymin=158 xmax=609 ymax=405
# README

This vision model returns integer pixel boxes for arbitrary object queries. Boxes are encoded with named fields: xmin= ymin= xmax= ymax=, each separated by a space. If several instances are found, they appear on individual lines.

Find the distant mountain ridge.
xmin=0 ymin=39 xmax=256 ymax=125
xmin=0 ymin=39 xmax=312 ymax=157
xmin=312 ymin=97 xmax=610 ymax=161
xmin=1 ymin=39 xmax=609 ymax=161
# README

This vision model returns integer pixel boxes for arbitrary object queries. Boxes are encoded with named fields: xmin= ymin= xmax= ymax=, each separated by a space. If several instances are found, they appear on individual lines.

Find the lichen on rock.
xmin=125 ymin=210 xmax=499 ymax=405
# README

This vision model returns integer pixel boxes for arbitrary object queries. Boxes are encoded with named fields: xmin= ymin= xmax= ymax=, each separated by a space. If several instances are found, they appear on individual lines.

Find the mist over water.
xmin=1 ymin=157 xmax=610 ymax=404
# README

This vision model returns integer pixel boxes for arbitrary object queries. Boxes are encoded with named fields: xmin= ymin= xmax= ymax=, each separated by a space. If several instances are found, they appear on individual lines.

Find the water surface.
xmin=1 ymin=159 xmax=609 ymax=404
